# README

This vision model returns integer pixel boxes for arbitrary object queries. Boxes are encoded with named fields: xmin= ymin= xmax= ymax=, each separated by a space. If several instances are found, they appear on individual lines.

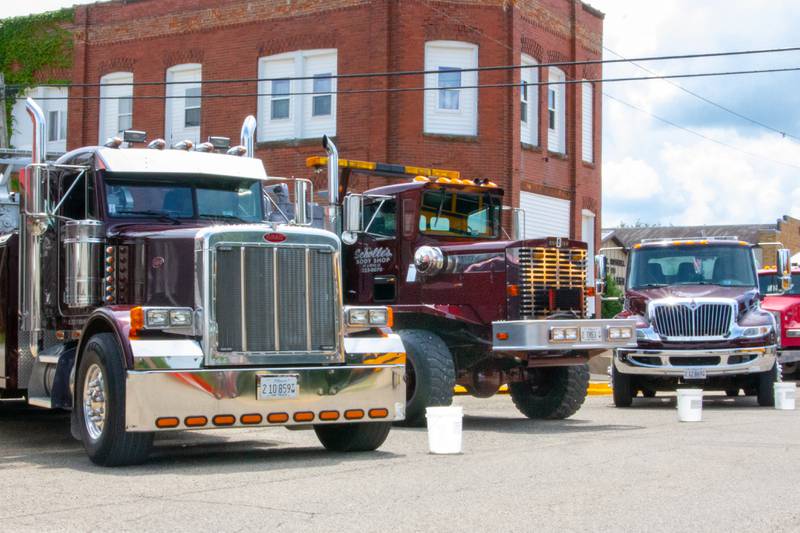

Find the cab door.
xmin=344 ymin=196 xmax=400 ymax=304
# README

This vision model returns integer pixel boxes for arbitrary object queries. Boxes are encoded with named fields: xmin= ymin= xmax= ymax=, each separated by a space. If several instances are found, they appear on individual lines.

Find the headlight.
xmin=347 ymin=307 xmax=393 ymax=327
xmin=131 ymin=306 xmax=194 ymax=331
xmin=550 ymin=326 xmax=578 ymax=342
xmin=787 ymin=329 xmax=800 ymax=338
xmin=608 ymin=326 xmax=634 ymax=340
xmin=414 ymin=246 xmax=445 ymax=276
xmin=741 ymin=325 xmax=772 ymax=338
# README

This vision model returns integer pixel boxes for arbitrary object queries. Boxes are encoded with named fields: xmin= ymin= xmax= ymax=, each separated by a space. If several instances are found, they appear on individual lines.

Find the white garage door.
xmin=519 ymin=192 xmax=571 ymax=239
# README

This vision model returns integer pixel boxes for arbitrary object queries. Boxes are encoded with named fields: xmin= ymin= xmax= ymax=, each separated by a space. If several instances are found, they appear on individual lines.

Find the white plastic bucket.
xmin=677 ymin=389 xmax=703 ymax=422
xmin=774 ymin=382 xmax=796 ymax=410
xmin=426 ymin=406 xmax=463 ymax=454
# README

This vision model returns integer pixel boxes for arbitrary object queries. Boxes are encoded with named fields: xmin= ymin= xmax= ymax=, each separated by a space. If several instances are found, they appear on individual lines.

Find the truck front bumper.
xmin=778 ymin=349 xmax=800 ymax=364
xmin=492 ymin=318 xmax=638 ymax=352
xmin=614 ymin=345 xmax=777 ymax=376
xmin=125 ymin=363 xmax=406 ymax=432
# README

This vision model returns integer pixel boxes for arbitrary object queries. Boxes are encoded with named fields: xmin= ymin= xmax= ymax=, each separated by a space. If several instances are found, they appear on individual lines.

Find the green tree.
xmin=601 ymin=273 xmax=623 ymax=318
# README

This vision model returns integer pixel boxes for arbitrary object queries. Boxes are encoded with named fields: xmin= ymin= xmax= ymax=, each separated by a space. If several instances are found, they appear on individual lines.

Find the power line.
xmin=16 ymin=65 xmax=800 ymax=100
xmin=603 ymin=45 xmax=800 ymax=143
xmin=6 ymin=45 xmax=800 ymax=90
xmin=603 ymin=92 xmax=800 ymax=171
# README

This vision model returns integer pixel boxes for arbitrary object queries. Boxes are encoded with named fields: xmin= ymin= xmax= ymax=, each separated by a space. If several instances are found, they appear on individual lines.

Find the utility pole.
xmin=0 ymin=73 xmax=8 ymax=148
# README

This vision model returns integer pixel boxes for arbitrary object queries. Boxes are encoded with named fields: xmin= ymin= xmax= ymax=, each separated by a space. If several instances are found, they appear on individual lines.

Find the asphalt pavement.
xmin=1 ymin=392 xmax=799 ymax=532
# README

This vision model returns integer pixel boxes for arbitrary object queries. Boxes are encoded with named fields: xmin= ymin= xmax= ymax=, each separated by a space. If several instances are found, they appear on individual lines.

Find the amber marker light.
xmin=267 ymin=413 xmax=289 ymax=424
xmin=212 ymin=415 xmax=236 ymax=426
xmin=294 ymin=412 xmax=315 ymax=422
xmin=130 ymin=306 xmax=144 ymax=337
xmin=156 ymin=417 xmax=179 ymax=429
xmin=344 ymin=409 xmax=365 ymax=420
xmin=240 ymin=414 xmax=263 ymax=425
xmin=507 ymin=284 xmax=519 ymax=297
xmin=319 ymin=411 xmax=340 ymax=421
xmin=386 ymin=307 xmax=394 ymax=329
xmin=496 ymin=332 xmax=510 ymax=341
xmin=368 ymin=408 xmax=389 ymax=419
xmin=184 ymin=416 xmax=208 ymax=427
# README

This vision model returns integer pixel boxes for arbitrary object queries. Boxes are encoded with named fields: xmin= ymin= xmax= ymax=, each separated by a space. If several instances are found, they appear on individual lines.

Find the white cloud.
xmin=604 ymin=157 xmax=662 ymax=200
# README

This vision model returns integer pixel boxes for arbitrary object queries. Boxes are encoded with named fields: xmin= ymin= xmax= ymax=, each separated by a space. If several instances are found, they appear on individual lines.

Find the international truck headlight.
xmin=608 ymin=326 xmax=634 ymax=340
xmin=550 ymin=326 xmax=578 ymax=342
xmin=741 ymin=325 xmax=772 ymax=338
xmin=347 ymin=307 xmax=393 ymax=327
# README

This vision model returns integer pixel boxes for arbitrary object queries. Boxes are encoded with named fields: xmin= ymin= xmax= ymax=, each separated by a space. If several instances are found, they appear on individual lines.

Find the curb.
xmin=454 ymin=382 xmax=612 ymax=396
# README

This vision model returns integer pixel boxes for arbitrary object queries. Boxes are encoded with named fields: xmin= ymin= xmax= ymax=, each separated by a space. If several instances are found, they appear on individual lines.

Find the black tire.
xmin=314 ymin=422 xmax=392 ymax=452
xmin=397 ymin=329 xmax=456 ymax=427
xmin=509 ymin=364 xmax=590 ymax=419
xmin=757 ymin=364 xmax=778 ymax=407
xmin=781 ymin=362 xmax=798 ymax=377
xmin=76 ymin=333 xmax=153 ymax=466
xmin=725 ymin=388 xmax=740 ymax=397
xmin=612 ymin=364 xmax=633 ymax=408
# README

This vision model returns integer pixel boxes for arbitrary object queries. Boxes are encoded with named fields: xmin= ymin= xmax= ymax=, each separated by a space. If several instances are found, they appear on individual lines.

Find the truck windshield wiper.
xmin=117 ymin=210 xmax=183 ymax=224
xmin=635 ymin=283 xmax=668 ymax=288
xmin=198 ymin=213 xmax=249 ymax=223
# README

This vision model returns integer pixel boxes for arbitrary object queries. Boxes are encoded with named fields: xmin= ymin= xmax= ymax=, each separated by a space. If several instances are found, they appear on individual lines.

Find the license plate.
xmin=683 ymin=368 xmax=707 ymax=380
xmin=580 ymin=327 xmax=602 ymax=342
xmin=257 ymin=375 xmax=299 ymax=400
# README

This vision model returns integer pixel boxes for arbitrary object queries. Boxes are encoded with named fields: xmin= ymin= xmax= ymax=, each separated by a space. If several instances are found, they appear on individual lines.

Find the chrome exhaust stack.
xmin=22 ymin=97 xmax=48 ymax=359
xmin=322 ymin=135 xmax=340 ymax=234
xmin=240 ymin=115 xmax=257 ymax=159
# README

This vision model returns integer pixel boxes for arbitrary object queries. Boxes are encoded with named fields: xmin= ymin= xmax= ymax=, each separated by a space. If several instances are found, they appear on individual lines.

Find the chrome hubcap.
xmin=82 ymin=364 xmax=107 ymax=441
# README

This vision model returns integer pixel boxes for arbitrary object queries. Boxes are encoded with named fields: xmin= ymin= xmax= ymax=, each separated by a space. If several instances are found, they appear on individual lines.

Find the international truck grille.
xmin=518 ymin=247 xmax=586 ymax=319
xmin=213 ymin=245 xmax=337 ymax=353
xmin=650 ymin=301 xmax=734 ymax=340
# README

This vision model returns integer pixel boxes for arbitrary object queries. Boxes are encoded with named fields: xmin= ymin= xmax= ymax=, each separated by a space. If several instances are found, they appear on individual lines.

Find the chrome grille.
xmin=214 ymin=244 xmax=337 ymax=354
xmin=518 ymin=247 xmax=587 ymax=319
xmin=650 ymin=300 xmax=735 ymax=340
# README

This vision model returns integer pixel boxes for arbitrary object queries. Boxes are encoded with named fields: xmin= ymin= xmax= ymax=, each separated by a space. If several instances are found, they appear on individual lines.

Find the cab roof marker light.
xmin=413 ymin=176 xmax=430 ymax=183
xmin=227 ymin=145 xmax=247 ymax=156
xmin=172 ymin=139 xmax=194 ymax=151
xmin=194 ymin=142 xmax=215 ymax=153
xmin=147 ymin=138 xmax=166 ymax=150
xmin=104 ymin=136 xmax=122 ymax=149
xmin=436 ymin=177 xmax=452 ymax=184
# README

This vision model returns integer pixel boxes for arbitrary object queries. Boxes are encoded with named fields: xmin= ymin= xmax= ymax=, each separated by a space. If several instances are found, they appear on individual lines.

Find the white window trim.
xmin=165 ymin=63 xmax=202 ymax=145
xmin=257 ymin=49 xmax=337 ymax=142
xmin=98 ymin=71 xmax=134 ymax=144
xmin=424 ymin=40 xmax=479 ymax=136
xmin=547 ymin=67 xmax=566 ymax=154
xmin=581 ymin=80 xmax=594 ymax=163
xmin=48 ymin=109 xmax=67 ymax=142
xmin=521 ymin=54 xmax=539 ymax=146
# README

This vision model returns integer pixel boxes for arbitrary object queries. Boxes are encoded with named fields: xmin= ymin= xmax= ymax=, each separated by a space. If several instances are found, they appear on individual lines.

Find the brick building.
xmin=9 ymin=0 xmax=604 ymax=251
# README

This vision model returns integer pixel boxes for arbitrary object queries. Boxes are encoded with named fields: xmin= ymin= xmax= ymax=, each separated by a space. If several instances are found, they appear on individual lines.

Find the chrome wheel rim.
xmin=82 ymin=364 xmax=107 ymax=441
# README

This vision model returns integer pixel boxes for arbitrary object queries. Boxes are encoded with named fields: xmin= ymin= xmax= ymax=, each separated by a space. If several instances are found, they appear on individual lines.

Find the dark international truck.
xmin=0 ymin=99 xmax=405 ymax=466
xmin=609 ymin=237 xmax=783 ymax=407
xmin=758 ymin=265 xmax=800 ymax=377
xmin=305 ymin=140 xmax=636 ymax=425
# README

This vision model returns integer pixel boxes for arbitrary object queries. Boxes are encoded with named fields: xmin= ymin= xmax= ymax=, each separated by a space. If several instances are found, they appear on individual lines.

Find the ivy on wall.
xmin=0 ymin=8 xmax=74 ymax=142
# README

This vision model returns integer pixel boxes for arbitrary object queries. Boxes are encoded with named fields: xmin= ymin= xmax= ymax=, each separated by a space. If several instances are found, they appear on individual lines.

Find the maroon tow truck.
xmin=307 ymin=139 xmax=636 ymax=425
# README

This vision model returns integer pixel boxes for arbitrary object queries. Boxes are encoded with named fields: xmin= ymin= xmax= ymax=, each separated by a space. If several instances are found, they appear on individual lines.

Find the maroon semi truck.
xmin=758 ymin=266 xmax=800 ymax=377
xmin=610 ymin=238 xmax=782 ymax=407
xmin=0 ymin=100 xmax=406 ymax=466
xmin=307 ymin=139 xmax=636 ymax=425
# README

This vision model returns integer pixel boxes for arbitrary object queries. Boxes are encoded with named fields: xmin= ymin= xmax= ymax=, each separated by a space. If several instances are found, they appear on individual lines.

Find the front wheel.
xmin=612 ymin=364 xmax=633 ymax=408
xmin=314 ymin=422 xmax=392 ymax=452
xmin=757 ymin=364 xmax=778 ymax=407
xmin=76 ymin=333 xmax=153 ymax=466
xmin=397 ymin=330 xmax=456 ymax=427
xmin=509 ymin=364 xmax=590 ymax=420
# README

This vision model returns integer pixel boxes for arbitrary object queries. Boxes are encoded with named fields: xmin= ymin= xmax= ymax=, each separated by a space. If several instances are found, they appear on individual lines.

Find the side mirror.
xmin=777 ymin=248 xmax=793 ymax=292
xmin=343 ymin=194 xmax=363 ymax=233
xmin=595 ymin=254 xmax=608 ymax=296
xmin=294 ymin=180 xmax=310 ymax=226
xmin=511 ymin=208 xmax=525 ymax=241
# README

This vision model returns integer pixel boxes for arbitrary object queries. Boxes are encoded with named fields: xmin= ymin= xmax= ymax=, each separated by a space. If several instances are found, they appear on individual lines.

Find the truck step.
xmin=27 ymin=396 xmax=52 ymax=409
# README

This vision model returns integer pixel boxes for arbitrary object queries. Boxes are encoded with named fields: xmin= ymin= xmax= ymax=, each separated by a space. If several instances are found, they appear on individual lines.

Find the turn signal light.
xmin=267 ymin=413 xmax=289 ymax=424
xmin=293 ymin=412 xmax=315 ymax=422
xmin=319 ymin=410 xmax=340 ymax=421
xmin=212 ymin=415 xmax=236 ymax=426
xmin=240 ymin=414 xmax=263 ymax=425
xmin=507 ymin=284 xmax=519 ymax=297
xmin=496 ymin=332 xmax=509 ymax=341
xmin=130 ymin=306 xmax=145 ymax=337
xmin=184 ymin=416 xmax=208 ymax=427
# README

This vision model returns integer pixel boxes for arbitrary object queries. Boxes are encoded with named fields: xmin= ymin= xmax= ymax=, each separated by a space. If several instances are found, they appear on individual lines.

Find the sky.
xmin=6 ymin=1 xmax=800 ymax=229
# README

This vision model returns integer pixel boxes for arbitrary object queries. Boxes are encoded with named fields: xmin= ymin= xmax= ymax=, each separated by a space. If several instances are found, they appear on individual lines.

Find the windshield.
xmin=759 ymin=273 xmax=800 ymax=295
xmin=419 ymin=189 xmax=500 ymax=239
xmin=104 ymin=174 xmax=263 ymax=223
xmin=628 ymin=245 xmax=757 ymax=289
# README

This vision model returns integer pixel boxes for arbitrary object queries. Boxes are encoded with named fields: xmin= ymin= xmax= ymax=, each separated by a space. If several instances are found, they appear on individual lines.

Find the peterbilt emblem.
xmin=151 ymin=256 xmax=165 ymax=269
xmin=264 ymin=233 xmax=287 ymax=243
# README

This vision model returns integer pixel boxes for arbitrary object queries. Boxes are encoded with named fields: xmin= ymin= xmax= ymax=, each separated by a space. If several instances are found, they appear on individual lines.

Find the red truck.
xmin=307 ymin=139 xmax=637 ymax=425
xmin=759 ymin=266 xmax=800 ymax=377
